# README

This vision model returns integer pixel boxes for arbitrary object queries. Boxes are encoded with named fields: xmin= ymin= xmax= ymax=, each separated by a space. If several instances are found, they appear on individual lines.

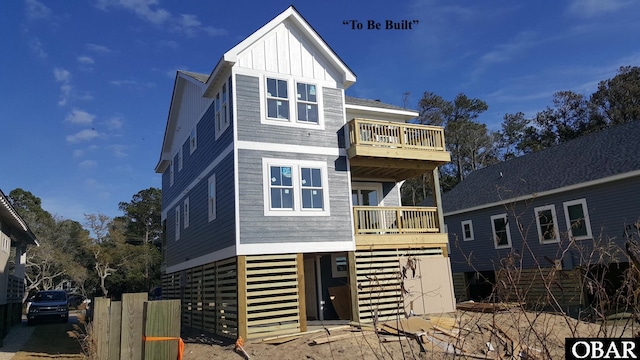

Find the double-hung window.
xmin=208 ymin=174 xmax=216 ymax=222
xmin=175 ymin=207 xmax=180 ymax=240
xmin=296 ymin=83 xmax=318 ymax=123
xmin=266 ymin=78 xmax=289 ymax=120
xmin=491 ymin=214 xmax=511 ymax=249
xmin=461 ymin=220 xmax=474 ymax=241
xmin=169 ymin=159 xmax=174 ymax=186
xmin=263 ymin=158 xmax=330 ymax=216
xmin=563 ymin=199 xmax=592 ymax=240
xmin=183 ymin=198 xmax=190 ymax=229
xmin=534 ymin=205 xmax=559 ymax=243
xmin=177 ymin=147 xmax=183 ymax=171
xmin=189 ymin=128 xmax=197 ymax=154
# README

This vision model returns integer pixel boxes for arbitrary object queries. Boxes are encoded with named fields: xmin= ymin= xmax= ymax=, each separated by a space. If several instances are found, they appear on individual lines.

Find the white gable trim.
xmin=444 ymin=170 xmax=640 ymax=217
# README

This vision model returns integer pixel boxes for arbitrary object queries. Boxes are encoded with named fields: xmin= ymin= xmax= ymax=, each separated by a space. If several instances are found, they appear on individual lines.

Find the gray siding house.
xmin=156 ymin=6 xmax=454 ymax=340
xmin=0 ymin=188 xmax=37 ymax=345
xmin=442 ymin=120 xmax=640 ymax=309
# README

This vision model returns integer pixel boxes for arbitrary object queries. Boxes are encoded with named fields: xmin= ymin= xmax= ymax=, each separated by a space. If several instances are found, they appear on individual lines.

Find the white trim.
xmin=260 ymin=74 xmax=326 ymax=130
xmin=345 ymin=103 xmax=418 ymax=118
xmin=534 ymin=205 xmax=560 ymax=244
xmin=232 ymin=69 xmax=242 ymax=258
xmin=562 ymin=198 xmax=593 ymax=240
xmin=183 ymin=197 xmax=190 ymax=229
xmin=214 ymin=77 xmax=231 ymax=140
xmin=177 ymin=147 xmax=183 ymax=171
xmin=165 ymin=246 xmax=236 ymax=273
xmin=169 ymin=159 xmax=174 ymax=186
xmin=351 ymin=182 xmax=384 ymax=206
xmin=208 ymin=174 xmax=217 ymax=222
xmin=162 ymin=143 xmax=233 ymax=220
xmin=461 ymin=220 xmax=474 ymax=241
xmin=175 ymin=207 xmax=180 ymax=241
xmin=237 ymin=240 xmax=354 ymax=255
xmin=262 ymin=158 xmax=331 ymax=216
xmin=444 ymin=170 xmax=640 ymax=217
xmin=490 ymin=213 xmax=511 ymax=249
xmin=237 ymin=140 xmax=345 ymax=156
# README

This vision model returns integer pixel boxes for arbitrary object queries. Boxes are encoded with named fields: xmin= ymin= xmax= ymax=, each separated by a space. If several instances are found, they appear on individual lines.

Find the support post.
xmin=296 ymin=253 xmax=307 ymax=332
xmin=236 ymin=256 xmax=248 ymax=340
xmin=429 ymin=167 xmax=446 ymax=234
xmin=348 ymin=251 xmax=360 ymax=323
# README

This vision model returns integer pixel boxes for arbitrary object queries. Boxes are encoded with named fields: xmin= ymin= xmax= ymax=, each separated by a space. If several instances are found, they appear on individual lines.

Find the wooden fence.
xmin=92 ymin=293 xmax=181 ymax=360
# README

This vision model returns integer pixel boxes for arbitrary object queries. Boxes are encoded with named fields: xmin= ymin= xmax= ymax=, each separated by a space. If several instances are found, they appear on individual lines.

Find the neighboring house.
xmin=0 ymin=188 xmax=38 ymax=344
xmin=442 ymin=120 xmax=640 ymax=309
xmin=155 ymin=6 xmax=453 ymax=340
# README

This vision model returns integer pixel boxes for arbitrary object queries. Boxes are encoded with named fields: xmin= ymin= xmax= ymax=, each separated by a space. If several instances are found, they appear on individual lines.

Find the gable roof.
xmin=0 ymin=188 xmax=38 ymax=246
xmin=345 ymin=96 xmax=408 ymax=111
xmin=179 ymin=70 xmax=208 ymax=83
xmin=442 ymin=120 xmax=640 ymax=215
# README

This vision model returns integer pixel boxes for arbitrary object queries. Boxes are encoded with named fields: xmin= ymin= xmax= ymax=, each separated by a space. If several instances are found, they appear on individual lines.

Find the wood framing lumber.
xmin=311 ymin=333 xmax=354 ymax=345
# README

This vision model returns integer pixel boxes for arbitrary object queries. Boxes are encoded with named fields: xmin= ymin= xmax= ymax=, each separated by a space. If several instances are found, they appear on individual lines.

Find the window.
xmin=208 ymin=174 xmax=216 ymax=221
xmin=183 ymin=198 xmax=190 ymax=229
xmin=461 ymin=220 xmax=474 ymax=241
xmin=491 ymin=214 xmax=511 ymax=249
xmin=175 ymin=207 xmax=180 ymax=240
xmin=563 ymin=199 xmax=592 ymax=240
xmin=534 ymin=205 xmax=559 ymax=243
xmin=296 ymin=83 xmax=318 ymax=123
xmin=169 ymin=159 xmax=174 ymax=186
xmin=215 ymin=81 xmax=231 ymax=138
xmin=178 ymin=147 xmax=183 ymax=171
xmin=266 ymin=78 xmax=289 ymax=120
xmin=262 ymin=158 xmax=330 ymax=216
xmin=189 ymin=128 xmax=197 ymax=154
xmin=331 ymin=253 xmax=348 ymax=278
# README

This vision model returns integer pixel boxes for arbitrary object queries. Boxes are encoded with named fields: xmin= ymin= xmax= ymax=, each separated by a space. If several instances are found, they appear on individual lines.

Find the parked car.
xmin=27 ymin=290 xmax=69 ymax=325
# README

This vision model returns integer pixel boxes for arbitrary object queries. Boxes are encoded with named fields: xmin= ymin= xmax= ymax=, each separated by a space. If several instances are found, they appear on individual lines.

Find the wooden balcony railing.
xmin=348 ymin=118 xmax=446 ymax=152
xmin=353 ymin=206 xmax=440 ymax=235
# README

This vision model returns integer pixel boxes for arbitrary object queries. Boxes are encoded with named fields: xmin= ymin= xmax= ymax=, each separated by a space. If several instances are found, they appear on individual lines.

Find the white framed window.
xmin=262 ymin=158 xmax=330 ymax=216
xmin=208 ymin=174 xmax=216 ymax=222
xmin=461 ymin=220 xmax=474 ymax=241
xmin=175 ymin=207 xmax=180 ymax=240
xmin=331 ymin=253 xmax=348 ymax=278
xmin=534 ymin=205 xmax=560 ymax=244
xmin=563 ymin=199 xmax=592 ymax=240
xmin=189 ymin=128 xmax=197 ymax=154
xmin=169 ymin=159 xmax=174 ymax=186
xmin=178 ymin=147 xmax=183 ymax=171
xmin=490 ymin=214 xmax=511 ymax=249
xmin=215 ymin=82 xmax=231 ymax=138
xmin=183 ymin=197 xmax=190 ymax=229
xmin=263 ymin=76 xmax=323 ymax=129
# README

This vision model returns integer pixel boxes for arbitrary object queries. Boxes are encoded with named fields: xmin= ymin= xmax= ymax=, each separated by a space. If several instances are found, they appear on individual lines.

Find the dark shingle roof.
xmin=345 ymin=96 xmax=410 ymax=111
xmin=178 ymin=70 xmax=209 ymax=83
xmin=442 ymin=120 xmax=640 ymax=214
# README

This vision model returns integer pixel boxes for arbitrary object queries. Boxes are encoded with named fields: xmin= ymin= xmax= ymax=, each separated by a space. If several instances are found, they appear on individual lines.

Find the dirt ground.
xmin=181 ymin=310 xmax=639 ymax=360
xmin=10 ymin=315 xmax=84 ymax=360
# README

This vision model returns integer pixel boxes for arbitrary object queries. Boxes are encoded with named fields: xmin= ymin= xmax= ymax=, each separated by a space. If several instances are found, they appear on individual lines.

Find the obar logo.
xmin=566 ymin=338 xmax=640 ymax=359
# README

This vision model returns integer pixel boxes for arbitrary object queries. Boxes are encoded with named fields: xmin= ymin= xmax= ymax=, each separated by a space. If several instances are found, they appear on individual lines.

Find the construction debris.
xmin=235 ymin=336 xmax=250 ymax=359
xmin=456 ymin=301 xmax=524 ymax=313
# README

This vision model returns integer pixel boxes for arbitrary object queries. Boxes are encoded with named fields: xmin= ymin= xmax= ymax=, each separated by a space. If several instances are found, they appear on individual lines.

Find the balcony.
xmin=347 ymin=118 xmax=451 ymax=181
xmin=353 ymin=206 xmax=449 ymax=249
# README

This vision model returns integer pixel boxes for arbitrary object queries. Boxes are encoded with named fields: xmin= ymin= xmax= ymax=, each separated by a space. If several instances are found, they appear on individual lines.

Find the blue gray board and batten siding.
xmin=446 ymin=175 xmax=640 ymax=274
xmin=162 ymin=84 xmax=236 ymax=268
xmin=235 ymin=74 xmax=353 ymax=245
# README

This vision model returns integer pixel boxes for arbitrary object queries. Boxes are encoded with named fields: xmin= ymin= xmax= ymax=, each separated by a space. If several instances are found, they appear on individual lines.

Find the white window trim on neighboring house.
xmin=563 ymin=198 xmax=593 ymax=240
xmin=177 ymin=147 xmax=183 ymax=171
xmin=215 ymin=79 xmax=231 ymax=139
xmin=208 ymin=174 xmax=217 ymax=222
xmin=189 ymin=127 xmax=197 ymax=154
xmin=262 ymin=158 xmax=330 ymax=216
xmin=491 ymin=214 xmax=512 ymax=249
xmin=261 ymin=75 xmax=324 ymax=130
xmin=169 ymin=159 xmax=174 ymax=186
xmin=183 ymin=197 xmax=190 ymax=229
xmin=175 ymin=207 xmax=180 ymax=240
xmin=461 ymin=220 xmax=474 ymax=241
xmin=534 ymin=205 xmax=560 ymax=244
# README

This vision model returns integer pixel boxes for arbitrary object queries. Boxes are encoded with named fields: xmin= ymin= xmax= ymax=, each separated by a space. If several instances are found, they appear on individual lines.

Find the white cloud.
xmin=97 ymin=0 xmax=170 ymax=24
xmin=77 ymin=56 xmax=95 ymax=65
xmin=105 ymin=117 xmax=124 ymax=130
xmin=66 ymin=129 xmax=99 ymax=143
xmin=53 ymin=67 xmax=71 ymax=83
xmin=65 ymin=109 xmax=95 ymax=125
xmin=25 ymin=0 xmax=52 ymax=20
xmin=567 ymin=0 xmax=632 ymax=17
xmin=72 ymin=149 xmax=84 ymax=158
xmin=85 ymin=43 xmax=112 ymax=54
xmin=110 ymin=79 xmax=139 ymax=86
xmin=28 ymin=37 xmax=47 ymax=58
xmin=79 ymin=160 xmax=97 ymax=169
xmin=110 ymin=144 xmax=128 ymax=157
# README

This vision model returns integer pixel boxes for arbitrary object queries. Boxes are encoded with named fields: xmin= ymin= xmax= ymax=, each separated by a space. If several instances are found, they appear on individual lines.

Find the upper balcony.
xmin=347 ymin=118 xmax=451 ymax=181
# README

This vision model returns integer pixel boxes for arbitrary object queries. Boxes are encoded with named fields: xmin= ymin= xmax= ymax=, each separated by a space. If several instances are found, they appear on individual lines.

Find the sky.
xmin=1 ymin=0 xmax=638 ymax=225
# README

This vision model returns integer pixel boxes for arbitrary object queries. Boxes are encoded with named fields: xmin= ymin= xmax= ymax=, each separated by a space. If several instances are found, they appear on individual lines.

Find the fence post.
xmin=108 ymin=301 xmax=122 ymax=360
xmin=93 ymin=297 xmax=111 ymax=360
xmin=143 ymin=300 xmax=181 ymax=360
xmin=121 ymin=293 xmax=148 ymax=360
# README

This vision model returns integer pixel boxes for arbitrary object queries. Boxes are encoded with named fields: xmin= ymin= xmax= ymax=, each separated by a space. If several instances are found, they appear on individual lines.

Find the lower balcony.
xmin=353 ymin=206 xmax=449 ymax=250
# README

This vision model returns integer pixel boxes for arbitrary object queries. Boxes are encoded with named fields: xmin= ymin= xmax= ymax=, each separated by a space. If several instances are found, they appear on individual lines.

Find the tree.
xmin=118 ymin=187 xmax=162 ymax=244
xmin=591 ymin=66 xmax=640 ymax=127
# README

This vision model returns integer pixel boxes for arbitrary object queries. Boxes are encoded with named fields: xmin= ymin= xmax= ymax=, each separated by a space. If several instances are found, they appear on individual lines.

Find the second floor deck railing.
xmin=353 ymin=206 xmax=440 ymax=235
xmin=348 ymin=118 xmax=446 ymax=152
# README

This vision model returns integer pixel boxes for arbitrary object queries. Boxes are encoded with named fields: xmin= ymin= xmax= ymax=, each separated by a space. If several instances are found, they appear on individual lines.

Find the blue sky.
xmin=1 ymin=0 xmax=638 ymax=224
